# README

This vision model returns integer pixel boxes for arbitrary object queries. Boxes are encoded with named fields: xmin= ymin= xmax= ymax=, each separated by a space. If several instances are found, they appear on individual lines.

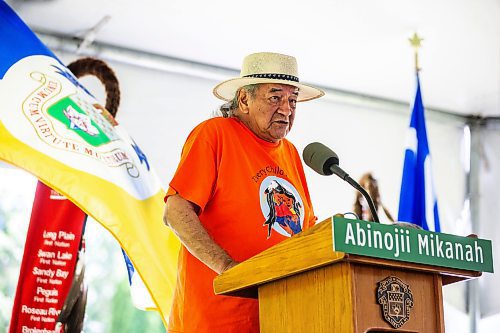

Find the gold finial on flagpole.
xmin=409 ymin=32 xmax=423 ymax=73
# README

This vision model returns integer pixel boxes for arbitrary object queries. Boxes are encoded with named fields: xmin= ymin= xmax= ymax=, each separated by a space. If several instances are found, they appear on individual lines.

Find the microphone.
xmin=303 ymin=142 xmax=380 ymax=223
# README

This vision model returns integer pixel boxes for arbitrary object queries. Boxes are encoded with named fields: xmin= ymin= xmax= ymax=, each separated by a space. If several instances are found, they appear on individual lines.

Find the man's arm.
xmin=163 ymin=194 xmax=238 ymax=274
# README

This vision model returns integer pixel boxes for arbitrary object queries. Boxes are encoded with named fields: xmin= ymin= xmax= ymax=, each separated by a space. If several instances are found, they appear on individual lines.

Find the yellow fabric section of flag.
xmin=0 ymin=120 xmax=180 ymax=324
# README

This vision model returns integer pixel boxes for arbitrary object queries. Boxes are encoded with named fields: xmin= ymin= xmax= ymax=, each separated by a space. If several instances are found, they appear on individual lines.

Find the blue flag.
xmin=398 ymin=74 xmax=441 ymax=232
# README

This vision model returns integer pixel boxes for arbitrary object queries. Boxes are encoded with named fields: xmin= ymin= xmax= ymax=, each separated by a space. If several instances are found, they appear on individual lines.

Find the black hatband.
xmin=243 ymin=73 xmax=299 ymax=82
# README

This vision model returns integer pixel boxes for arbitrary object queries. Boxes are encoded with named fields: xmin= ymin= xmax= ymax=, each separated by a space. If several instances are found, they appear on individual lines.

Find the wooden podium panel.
xmin=352 ymin=263 xmax=444 ymax=333
xmin=257 ymin=261 xmax=444 ymax=333
xmin=214 ymin=218 xmax=481 ymax=332
xmin=258 ymin=262 xmax=355 ymax=333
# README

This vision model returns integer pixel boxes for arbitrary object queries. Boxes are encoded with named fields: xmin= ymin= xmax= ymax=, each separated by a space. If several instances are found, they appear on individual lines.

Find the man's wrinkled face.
xmin=240 ymin=83 xmax=299 ymax=143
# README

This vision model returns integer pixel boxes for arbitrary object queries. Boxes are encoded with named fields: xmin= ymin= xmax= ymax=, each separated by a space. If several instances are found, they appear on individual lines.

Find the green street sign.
xmin=332 ymin=217 xmax=494 ymax=273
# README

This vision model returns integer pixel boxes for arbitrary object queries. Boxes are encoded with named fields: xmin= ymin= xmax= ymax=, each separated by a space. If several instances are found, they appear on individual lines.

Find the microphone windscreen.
xmin=302 ymin=142 xmax=339 ymax=176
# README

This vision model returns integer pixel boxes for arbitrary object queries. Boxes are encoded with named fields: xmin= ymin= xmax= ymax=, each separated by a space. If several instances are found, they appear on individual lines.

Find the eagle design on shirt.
xmin=263 ymin=180 xmax=302 ymax=238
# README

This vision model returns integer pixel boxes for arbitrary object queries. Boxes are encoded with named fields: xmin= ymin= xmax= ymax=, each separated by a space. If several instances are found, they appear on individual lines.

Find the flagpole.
xmin=408 ymin=32 xmax=423 ymax=74
xmin=408 ymin=30 xmax=480 ymax=333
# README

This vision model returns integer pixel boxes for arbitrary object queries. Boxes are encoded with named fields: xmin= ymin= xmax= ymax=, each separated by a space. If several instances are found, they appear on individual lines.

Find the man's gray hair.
xmin=219 ymin=84 xmax=259 ymax=118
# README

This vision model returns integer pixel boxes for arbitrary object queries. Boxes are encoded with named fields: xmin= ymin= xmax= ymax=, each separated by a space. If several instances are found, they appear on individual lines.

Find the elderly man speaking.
xmin=163 ymin=52 xmax=324 ymax=332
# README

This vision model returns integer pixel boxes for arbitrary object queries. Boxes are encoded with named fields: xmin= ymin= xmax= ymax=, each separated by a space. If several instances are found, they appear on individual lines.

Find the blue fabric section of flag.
xmin=398 ymin=74 xmax=441 ymax=231
xmin=121 ymin=249 xmax=135 ymax=285
xmin=0 ymin=1 xmax=61 ymax=79
xmin=132 ymin=139 xmax=150 ymax=171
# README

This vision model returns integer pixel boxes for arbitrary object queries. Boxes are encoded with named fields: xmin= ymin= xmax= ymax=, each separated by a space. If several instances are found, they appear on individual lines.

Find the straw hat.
xmin=213 ymin=52 xmax=324 ymax=102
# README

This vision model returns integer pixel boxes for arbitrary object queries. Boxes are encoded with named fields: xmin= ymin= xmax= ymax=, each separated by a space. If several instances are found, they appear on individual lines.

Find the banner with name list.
xmin=9 ymin=182 xmax=85 ymax=333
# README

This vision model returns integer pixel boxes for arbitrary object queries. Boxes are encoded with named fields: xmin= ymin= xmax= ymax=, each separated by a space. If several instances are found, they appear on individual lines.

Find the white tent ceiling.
xmin=7 ymin=0 xmax=500 ymax=117
xmin=4 ymin=0 xmax=500 ymax=329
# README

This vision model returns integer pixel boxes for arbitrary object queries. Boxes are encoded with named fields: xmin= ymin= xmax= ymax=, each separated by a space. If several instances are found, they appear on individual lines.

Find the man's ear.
xmin=238 ymin=89 xmax=250 ymax=114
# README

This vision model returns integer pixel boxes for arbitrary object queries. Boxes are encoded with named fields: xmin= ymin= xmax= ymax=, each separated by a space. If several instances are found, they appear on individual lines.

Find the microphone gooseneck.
xmin=303 ymin=142 xmax=380 ymax=223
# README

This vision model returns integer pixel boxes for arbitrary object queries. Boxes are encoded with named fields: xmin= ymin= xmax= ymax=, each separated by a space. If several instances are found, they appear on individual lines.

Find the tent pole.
xmin=466 ymin=118 xmax=484 ymax=333
xmin=32 ymin=29 xmax=467 ymax=123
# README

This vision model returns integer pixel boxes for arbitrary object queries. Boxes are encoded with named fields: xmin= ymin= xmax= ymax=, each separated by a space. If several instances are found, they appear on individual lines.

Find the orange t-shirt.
xmin=165 ymin=117 xmax=316 ymax=333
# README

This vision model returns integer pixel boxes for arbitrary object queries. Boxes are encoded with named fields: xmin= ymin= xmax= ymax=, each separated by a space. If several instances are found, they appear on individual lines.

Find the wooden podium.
xmin=213 ymin=218 xmax=481 ymax=333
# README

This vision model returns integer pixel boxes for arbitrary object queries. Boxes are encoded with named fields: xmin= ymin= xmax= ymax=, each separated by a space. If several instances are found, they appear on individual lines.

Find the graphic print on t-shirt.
xmin=260 ymin=176 xmax=305 ymax=238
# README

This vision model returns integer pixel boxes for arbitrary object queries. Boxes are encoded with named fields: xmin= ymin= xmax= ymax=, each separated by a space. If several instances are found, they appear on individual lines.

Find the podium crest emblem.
xmin=376 ymin=276 xmax=414 ymax=329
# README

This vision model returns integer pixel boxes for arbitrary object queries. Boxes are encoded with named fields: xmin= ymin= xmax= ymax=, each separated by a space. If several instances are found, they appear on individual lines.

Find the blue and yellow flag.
xmin=398 ymin=74 xmax=441 ymax=232
xmin=0 ymin=2 xmax=180 ymax=323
